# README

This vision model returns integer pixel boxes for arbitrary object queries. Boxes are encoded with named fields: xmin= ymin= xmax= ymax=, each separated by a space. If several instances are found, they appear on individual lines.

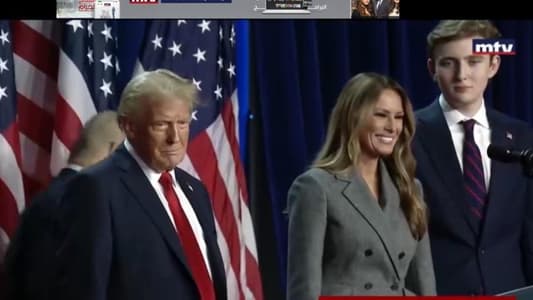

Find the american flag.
xmin=0 ymin=20 xmax=263 ymax=300
xmin=0 ymin=20 xmax=22 ymax=265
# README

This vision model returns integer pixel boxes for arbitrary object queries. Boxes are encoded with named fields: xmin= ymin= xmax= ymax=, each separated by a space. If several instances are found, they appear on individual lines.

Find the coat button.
xmin=364 ymin=249 xmax=373 ymax=256
xmin=398 ymin=252 xmax=405 ymax=259
xmin=364 ymin=282 xmax=373 ymax=290
xmin=391 ymin=283 xmax=399 ymax=290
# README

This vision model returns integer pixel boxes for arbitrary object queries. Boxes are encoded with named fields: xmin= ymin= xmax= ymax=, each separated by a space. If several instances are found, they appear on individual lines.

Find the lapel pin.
xmin=187 ymin=184 xmax=193 ymax=192
xmin=506 ymin=132 xmax=513 ymax=140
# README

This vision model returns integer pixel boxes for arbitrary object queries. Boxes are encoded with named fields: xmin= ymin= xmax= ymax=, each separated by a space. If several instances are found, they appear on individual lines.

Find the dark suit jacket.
xmin=4 ymin=168 xmax=77 ymax=300
xmin=56 ymin=146 xmax=227 ymax=300
xmin=413 ymin=100 xmax=533 ymax=295
xmin=372 ymin=0 xmax=391 ymax=17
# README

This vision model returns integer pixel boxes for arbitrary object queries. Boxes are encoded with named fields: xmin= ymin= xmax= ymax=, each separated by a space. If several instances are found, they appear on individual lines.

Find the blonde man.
xmin=55 ymin=69 xmax=227 ymax=300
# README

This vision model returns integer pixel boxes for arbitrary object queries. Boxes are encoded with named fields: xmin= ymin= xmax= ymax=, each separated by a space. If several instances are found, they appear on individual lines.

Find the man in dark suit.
xmin=413 ymin=20 xmax=533 ymax=295
xmin=3 ymin=111 xmax=124 ymax=300
xmin=56 ymin=69 xmax=227 ymax=300
xmin=372 ymin=0 xmax=391 ymax=17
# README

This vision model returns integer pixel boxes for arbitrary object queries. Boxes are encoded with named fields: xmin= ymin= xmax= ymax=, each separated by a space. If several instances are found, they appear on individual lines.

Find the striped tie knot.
xmin=461 ymin=119 xmax=476 ymax=137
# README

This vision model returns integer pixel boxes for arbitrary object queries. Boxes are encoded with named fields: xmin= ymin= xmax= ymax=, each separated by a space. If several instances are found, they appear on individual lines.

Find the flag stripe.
xmin=222 ymin=94 xmax=249 ymax=202
xmin=17 ymin=94 xmax=54 ymax=152
xmin=57 ymin=50 xmax=97 ymax=125
xmin=53 ymin=94 xmax=84 ymax=151
xmin=214 ymin=220 xmax=242 ymax=300
xmin=206 ymin=116 xmax=241 ymax=221
xmin=19 ymin=133 xmax=52 ymax=187
xmin=49 ymin=133 xmax=72 ymax=177
xmin=21 ymin=173 xmax=46 ymax=207
xmin=12 ymin=21 xmax=59 ymax=80
xmin=21 ymin=20 xmax=61 ymax=45
xmin=0 ymin=150 xmax=22 ymax=236
xmin=226 ymin=92 xmax=263 ymax=298
xmin=0 ymin=125 xmax=25 ymax=213
xmin=13 ymin=55 xmax=57 ymax=114
xmin=245 ymin=249 xmax=262 ymax=300
xmin=0 ymin=227 xmax=10 ymax=264
xmin=187 ymin=132 xmax=245 ymax=300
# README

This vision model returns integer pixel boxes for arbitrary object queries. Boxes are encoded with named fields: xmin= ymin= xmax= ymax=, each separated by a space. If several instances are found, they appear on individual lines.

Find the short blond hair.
xmin=69 ymin=110 xmax=124 ymax=165
xmin=118 ymin=69 xmax=198 ymax=118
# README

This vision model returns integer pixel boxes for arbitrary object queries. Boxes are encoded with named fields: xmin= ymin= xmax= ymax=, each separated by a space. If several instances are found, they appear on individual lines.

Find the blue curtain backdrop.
xmin=251 ymin=20 xmax=533 ymax=295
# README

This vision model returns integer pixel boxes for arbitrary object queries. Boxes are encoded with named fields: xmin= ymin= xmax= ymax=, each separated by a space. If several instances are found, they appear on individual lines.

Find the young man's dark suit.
xmin=4 ymin=168 xmax=78 ymax=300
xmin=372 ymin=0 xmax=391 ymax=17
xmin=56 ymin=145 xmax=227 ymax=300
xmin=412 ymin=100 xmax=533 ymax=295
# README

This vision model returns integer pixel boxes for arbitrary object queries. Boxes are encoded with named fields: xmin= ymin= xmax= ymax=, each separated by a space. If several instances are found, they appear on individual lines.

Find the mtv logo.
xmin=472 ymin=39 xmax=516 ymax=55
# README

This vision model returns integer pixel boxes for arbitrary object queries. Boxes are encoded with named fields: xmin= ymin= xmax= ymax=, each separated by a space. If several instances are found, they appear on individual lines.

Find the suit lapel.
xmin=379 ymin=161 xmax=403 ymax=278
xmin=174 ymin=169 xmax=223 ymax=275
xmin=481 ymin=110 xmax=518 ymax=242
xmin=337 ymin=164 xmax=400 ymax=279
xmin=113 ymin=147 xmax=192 ymax=278
xmin=417 ymin=101 xmax=479 ymax=237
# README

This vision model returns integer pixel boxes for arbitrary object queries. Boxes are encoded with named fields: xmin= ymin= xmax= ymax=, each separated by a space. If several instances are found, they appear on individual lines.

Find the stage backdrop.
xmin=251 ymin=20 xmax=533 ymax=296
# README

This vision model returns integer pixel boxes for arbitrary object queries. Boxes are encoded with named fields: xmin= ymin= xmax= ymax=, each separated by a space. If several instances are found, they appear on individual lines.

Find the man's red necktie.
xmin=159 ymin=171 xmax=216 ymax=300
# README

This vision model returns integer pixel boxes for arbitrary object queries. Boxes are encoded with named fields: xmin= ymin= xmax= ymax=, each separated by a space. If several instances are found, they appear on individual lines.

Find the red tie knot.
xmin=159 ymin=171 xmax=173 ymax=188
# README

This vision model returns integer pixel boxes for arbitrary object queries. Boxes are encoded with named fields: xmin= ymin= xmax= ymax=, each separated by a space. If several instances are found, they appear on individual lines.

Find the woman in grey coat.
xmin=286 ymin=73 xmax=436 ymax=299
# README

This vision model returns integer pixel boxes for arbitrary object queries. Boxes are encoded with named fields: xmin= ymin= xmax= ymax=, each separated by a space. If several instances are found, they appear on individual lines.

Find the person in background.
xmin=413 ymin=20 xmax=533 ymax=295
xmin=55 ymin=69 xmax=227 ymax=300
xmin=4 ymin=110 xmax=124 ymax=300
xmin=352 ymin=0 xmax=375 ymax=17
xmin=286 ymin=72 xmax=436 ymax=300
xmin=388 ymin=0 xmax=399 ymax=17
xmin=372 ymin=0 xmax=391 ymax=18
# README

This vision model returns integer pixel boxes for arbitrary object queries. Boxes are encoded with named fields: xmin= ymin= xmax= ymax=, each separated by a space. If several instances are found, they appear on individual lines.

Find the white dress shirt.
xmin=124 ymin=139 xmax=212 ymax=277
xmin=439 ymin=95 xmax=491 ymax=190
xmin=65 ymin=163 xmax=83 ymax=172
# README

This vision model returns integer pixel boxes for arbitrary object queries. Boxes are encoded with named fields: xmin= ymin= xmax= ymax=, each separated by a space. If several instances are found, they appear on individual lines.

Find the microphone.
xmin=487 ymin=144 xmax=533 ymax=163
xmin=487 ymin=144 xmax=533 ymax=177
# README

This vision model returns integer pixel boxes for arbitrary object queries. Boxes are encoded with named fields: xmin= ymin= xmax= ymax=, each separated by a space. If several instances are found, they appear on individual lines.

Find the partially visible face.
xmin=123 ymin=96 xmax=191 ymax=172
xmin=361 ymin=0 xmax=370 ymax=5
xmin=359 ymin=89 xmax=404 ymax=160
xmin=428 ymin=36 xmax=500 ymax=116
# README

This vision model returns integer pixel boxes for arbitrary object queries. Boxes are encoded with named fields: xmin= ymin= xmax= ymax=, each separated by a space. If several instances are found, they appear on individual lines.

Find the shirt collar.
xmin=65 ymin=163 xmax=83 ymax=172
xmin=438 ymin=94 xmax=489 ymax=129
xmin=124 ymin=139 xmax=177 ymax=186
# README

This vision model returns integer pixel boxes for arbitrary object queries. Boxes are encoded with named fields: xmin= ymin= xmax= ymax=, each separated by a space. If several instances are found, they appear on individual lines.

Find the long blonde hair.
xmin=313 ymin=72 xmax=427 ymax=239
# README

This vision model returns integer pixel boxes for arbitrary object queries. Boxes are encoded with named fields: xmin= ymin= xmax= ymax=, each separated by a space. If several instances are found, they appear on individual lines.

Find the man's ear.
xmin=118 ymin=115 xmax=134 ymax=139
xmin=488 ymin=55 xmax=501 ymax=79
xmin=427 ymin=58 xmax=437 ymax=81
